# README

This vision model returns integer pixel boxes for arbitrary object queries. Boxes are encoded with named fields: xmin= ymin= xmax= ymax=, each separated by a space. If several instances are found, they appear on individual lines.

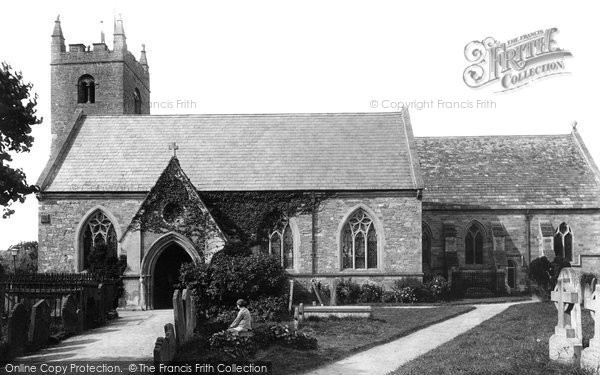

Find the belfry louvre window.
xmin=554 ymin=222 xmax=573 ymax=262
xmin=342 ymin=209 xmax=377 ymax=269
xmin=465 ymin=223 xmax=484 ymax=265
xmin=77 ymin=74 xmax=95 ymax=103
xmin=269 ymin=222 xmax=294 ymax=270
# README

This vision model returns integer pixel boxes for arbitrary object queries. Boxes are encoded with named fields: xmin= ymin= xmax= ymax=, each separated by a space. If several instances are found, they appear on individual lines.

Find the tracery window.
xmin=342 ymin=209 xmax=377 ymax=269
xmin=465 ymin=223 xmax=484 ymax=265
xmin=77 ymin=74 xmax=95 ymax=103
xmin=82 ymin=211 xmax=118 ymax=270
xmin=269 ymin=221 xmax=294 ymax=270
xmin=554 ymin=222 xmax=573 ymax=262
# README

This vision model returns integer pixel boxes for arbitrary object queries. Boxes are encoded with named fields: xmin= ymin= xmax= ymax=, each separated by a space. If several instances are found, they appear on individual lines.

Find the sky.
xmin=0 ymin=0 xmax=598 ymax=250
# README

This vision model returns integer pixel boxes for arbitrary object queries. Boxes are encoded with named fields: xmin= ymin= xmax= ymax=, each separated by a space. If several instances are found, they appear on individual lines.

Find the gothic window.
xmin=342 ymin=209 xmax=377 ymax=269
xmin=422 ymin=223 xmax=432 ymax=271
xmin=269 ymin=221 xmax=294 ymax=270
xmin=134 ymin=88 xmax=142 ymax=114
xmin=554 ymin=222 xmax=573 ymax=262
xmin=77 ymin=74 xmax=95 ymax=103
xmin=82 ymin=211 xmax=117 ymax=270
xmin=465 ymin=223 xmax=484 ymax=265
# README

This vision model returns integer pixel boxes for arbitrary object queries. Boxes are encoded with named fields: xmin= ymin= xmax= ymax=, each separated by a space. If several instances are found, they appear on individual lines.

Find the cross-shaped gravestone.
xmin=169 ymin=142 xmax=179 ymax=157
xmin=549 ymin=268 xmax=583 ymax=365
xmin=551 ymin=278 xmax=580 ymax=338
xmin=582 ymin=283 xmax=600 ymax=373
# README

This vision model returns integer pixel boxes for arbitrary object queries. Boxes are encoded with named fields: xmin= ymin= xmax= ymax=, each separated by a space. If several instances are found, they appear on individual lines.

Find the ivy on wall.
xmin=127 ymin=158 xmax=225 ymax=253
xmin=201 ymin=191 xmax=332 ymax=246
xmin=126 ymin=157 xmax=333 ymax=252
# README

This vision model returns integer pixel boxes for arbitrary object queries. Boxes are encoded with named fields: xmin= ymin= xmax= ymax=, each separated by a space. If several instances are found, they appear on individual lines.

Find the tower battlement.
xmin=50 ymin=15 xmax=150 ymax=154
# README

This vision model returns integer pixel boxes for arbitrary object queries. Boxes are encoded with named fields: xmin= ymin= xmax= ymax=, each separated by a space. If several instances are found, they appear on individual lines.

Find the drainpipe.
xmin=311 ymin=192 xmax=317 ymax=275
xmin=525 ymin=210 xmax=531 ymax=266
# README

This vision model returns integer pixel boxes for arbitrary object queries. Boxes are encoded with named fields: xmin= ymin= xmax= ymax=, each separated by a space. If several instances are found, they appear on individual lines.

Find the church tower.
xmin=50 ymin=16 xmax=150 ymax=153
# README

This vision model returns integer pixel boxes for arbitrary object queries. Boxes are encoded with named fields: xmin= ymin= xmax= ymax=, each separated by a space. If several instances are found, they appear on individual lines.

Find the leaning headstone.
xmin=549 ymin=268 xmax=583 ymax=365
xmin=28 ymin=299 xmax=51 ymax=350
xmin=8 ymin=303 xmax=29 ymax=356
xmin=164 ymin=323 xmax=176 ymax=361
xmin=173 ymin=290 xmax=185 ymax=347
xmin=153 ymin=337 xmax=168 ymax=365
xmin=582 ymin=283 xmax=600 ymax=374
xmin=182 ymin=289 xmax=196 ymax=344
xmin=61 ymin=294 xmax=78 ymax=334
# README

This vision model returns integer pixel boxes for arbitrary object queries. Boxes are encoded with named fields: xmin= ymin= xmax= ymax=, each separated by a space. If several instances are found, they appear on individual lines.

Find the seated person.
xmin=227 ymin=299 xmax=252 ymax=334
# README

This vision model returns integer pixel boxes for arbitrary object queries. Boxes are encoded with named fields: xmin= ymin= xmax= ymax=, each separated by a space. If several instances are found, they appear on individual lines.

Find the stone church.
xmin=37 ymin=17 xmax=600 ymax=309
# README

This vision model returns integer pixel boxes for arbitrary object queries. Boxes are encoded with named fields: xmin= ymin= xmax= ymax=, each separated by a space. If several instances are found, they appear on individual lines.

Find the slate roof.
xmin=416 ymin=134 xmax=600 ymax=209
xmin=41 ymin=112 xmax=423 ymax=192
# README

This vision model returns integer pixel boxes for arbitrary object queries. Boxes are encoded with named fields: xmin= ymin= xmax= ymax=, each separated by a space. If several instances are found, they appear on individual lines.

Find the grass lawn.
xmin=176 ymin=305 xmax=474 ymax=374
xmin=392 ymin=302 xmax=594 ymax=375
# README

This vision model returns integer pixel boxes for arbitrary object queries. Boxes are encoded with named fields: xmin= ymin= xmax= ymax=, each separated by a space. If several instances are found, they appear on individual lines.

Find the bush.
xmin=581 ymin=272 xmax=598 ymax=287
xmin=336 ymin=278 xmax=361 ymax=305
xmin=426 ymin=275 xmax=450 ymax=302
xmin=528 ymin=256 xmax=571 ymax=300
xmin=381 ymin=290 xmax=397 ymax=303
xmin=269 ymin=324 xmax=318 ymax=350
xmin=359 ymin=281 xmax=384 ymax=303
xmin=208 ymin=330 xmax=257 ymax=359
xmin=248 ymin=296 xmax=289 ymax=322
xmin=393 ymin=277 xmax=428 ymax=302
xmin=180 ymin=249 xmax=288 ymax=320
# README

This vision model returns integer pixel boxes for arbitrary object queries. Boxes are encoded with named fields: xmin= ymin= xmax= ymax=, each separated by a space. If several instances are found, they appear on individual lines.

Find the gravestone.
xmin=288 ymin=280 xmax=294 ymax=313
xmin=182 ymin=289 xmax=196 ymax=344
xmin=164 ymin=323 xmax=176 ymax=361
xmin=28 ymin=299 xmax=51 ymax=350
xmin=172 ymin=290 xmax=185 ymax=346
xmin=549 ymin=268 xmax=583 ymax=365
xmin=582 ymin=281 xmax=600 ymax=374
xmin=153 ymin=337 xmax=167 ymax=365
xmin=7 ymin=303 xmax=29 ymax=356
xmin=61 ymin=294 xmax=79 ymax=334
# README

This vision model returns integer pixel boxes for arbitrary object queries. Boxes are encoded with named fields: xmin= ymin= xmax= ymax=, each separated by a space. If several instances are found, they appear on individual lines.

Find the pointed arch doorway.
xmin=141 ymin=233 xmax=201 ymax=309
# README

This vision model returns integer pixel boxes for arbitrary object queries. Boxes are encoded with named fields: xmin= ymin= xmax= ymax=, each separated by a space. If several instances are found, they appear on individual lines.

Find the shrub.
xmin=528 ymin=256 xmax=571 ymax=300
xmin=336 ymin=278 xmax=361 ymax=305
xmin=393 ymin=277 xmax=429 ymax=302
xmin=426 ymin=275 xmax=450 ymax=302
xmin=208 ymin=330 xmax=257 ymax=359
xmin=395 ymin=287 xmax=417 ymax=303
xmin=180 ymin=249 xmax=288 ymax=320
xmin=381 ymin=290 xmax=397 ymax=303
xmin=581 ymin=272 xmax=598 ymax=287
xmin=248 ymin=296 xmax=289 ymax=322
xmin=359 ymin=281 xmax=384 ymax=303
xmin=269 ymin=324 xmax=318 ymax=350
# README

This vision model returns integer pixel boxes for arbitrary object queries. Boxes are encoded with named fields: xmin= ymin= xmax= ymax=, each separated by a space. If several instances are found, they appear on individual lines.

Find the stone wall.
xmin=423 ymin=209 xmax=600 ymax=290
xmin=38 ymin=196 xmax=144 ymax=272
xmin=291 ymin=193 xmax=422 ymax=280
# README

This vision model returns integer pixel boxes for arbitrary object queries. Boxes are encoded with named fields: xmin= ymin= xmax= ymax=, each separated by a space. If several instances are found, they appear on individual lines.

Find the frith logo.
xmin=463 ymin=28 xmax=572 ymax=92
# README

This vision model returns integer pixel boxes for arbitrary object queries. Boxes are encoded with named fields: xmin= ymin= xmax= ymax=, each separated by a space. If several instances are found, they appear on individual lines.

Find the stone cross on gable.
xmin=169 ymin=142 xmax=179 ymax=158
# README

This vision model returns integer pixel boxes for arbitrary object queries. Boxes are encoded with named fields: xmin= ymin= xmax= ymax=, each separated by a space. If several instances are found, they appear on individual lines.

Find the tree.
xmin=0 ymin=62 xmax=42 ymax=218
xmin=0 ymin=241 xmax=38 ymax=273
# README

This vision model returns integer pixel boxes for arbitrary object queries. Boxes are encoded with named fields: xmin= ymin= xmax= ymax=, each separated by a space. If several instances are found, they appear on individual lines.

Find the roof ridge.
xmin=415 ymin=134 xmax=571 ymax=139
xmin=83 ymin=111 xmax=405 ymax=118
